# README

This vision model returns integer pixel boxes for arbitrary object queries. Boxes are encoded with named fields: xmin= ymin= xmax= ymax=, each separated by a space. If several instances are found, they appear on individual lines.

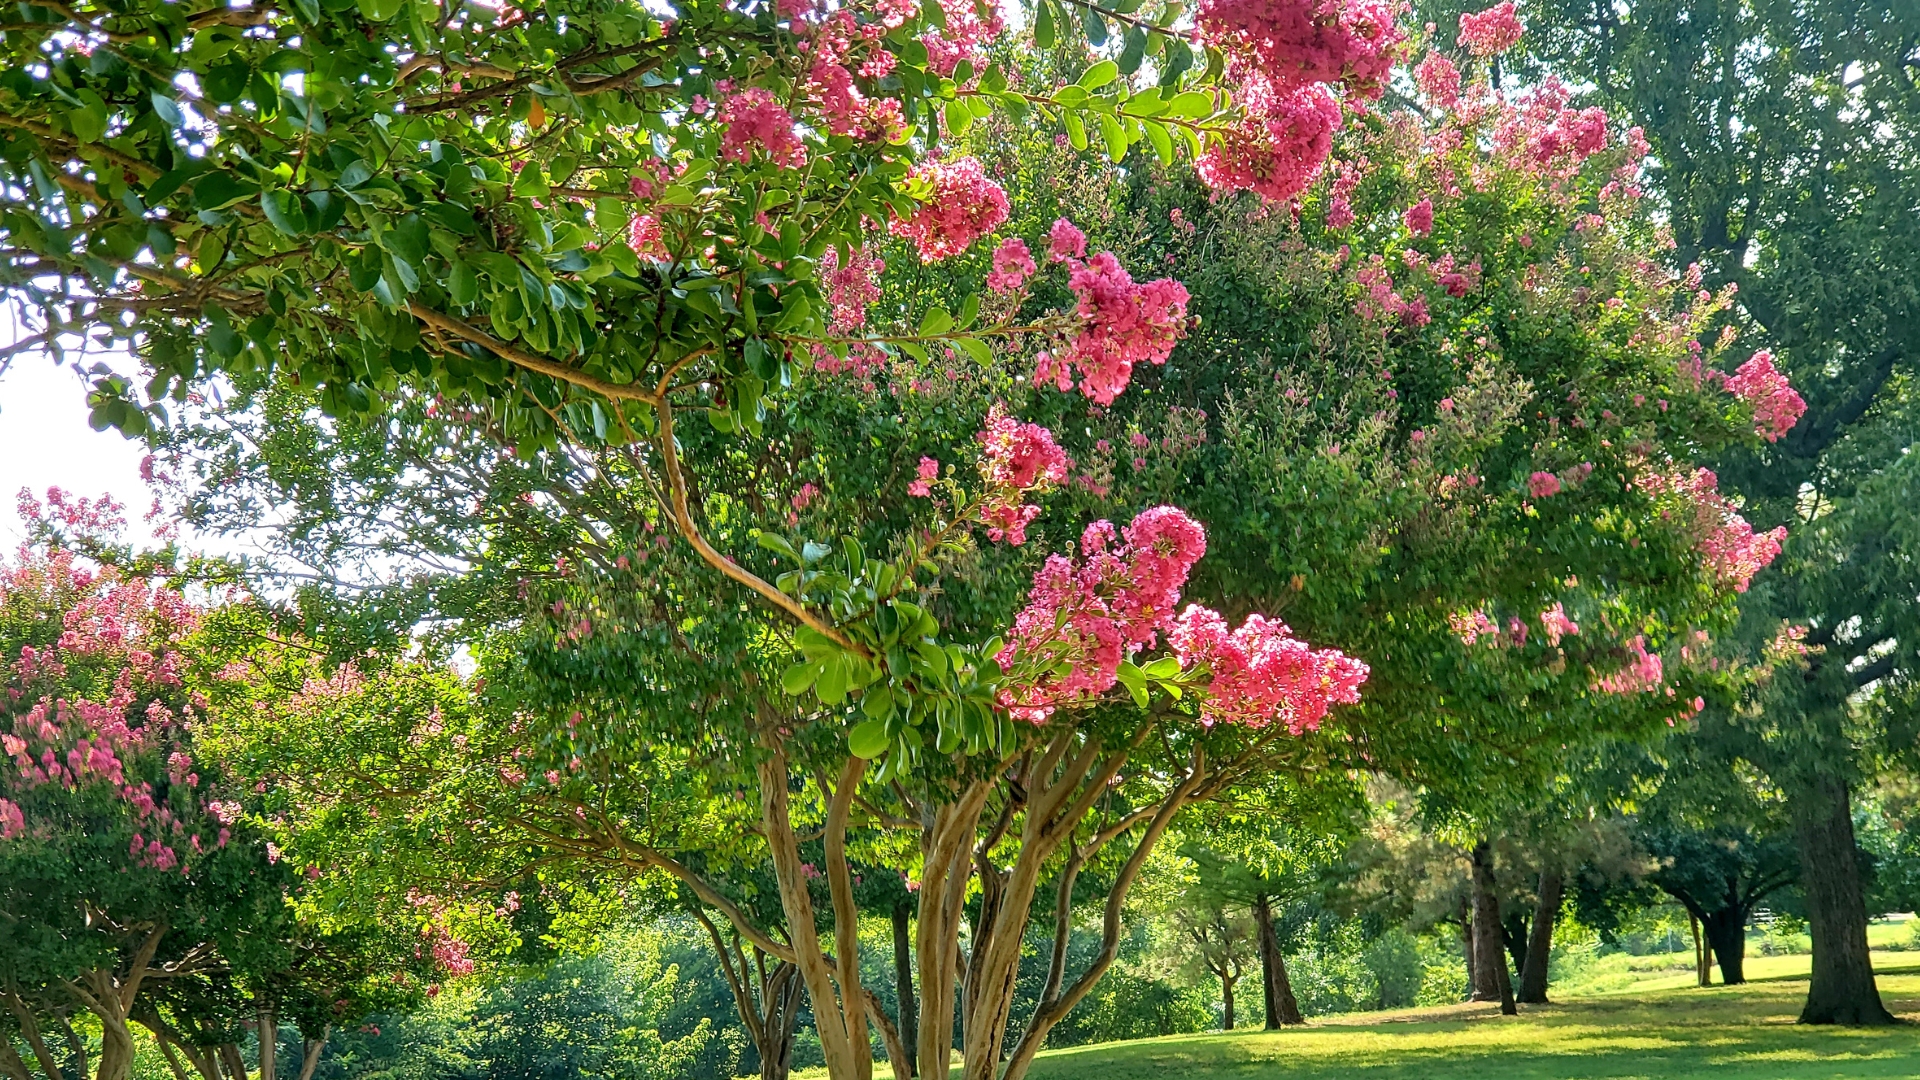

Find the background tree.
xmin=1480 ymin=0 xmax=1920 ymax=1026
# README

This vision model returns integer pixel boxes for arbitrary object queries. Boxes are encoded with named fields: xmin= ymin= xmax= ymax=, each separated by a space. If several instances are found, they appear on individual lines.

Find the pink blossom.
xmin=718 ymin=88 xmax=808 ymax=168
xmin=1528 ymin=471 xmax=1562 ymax=498
xmin=987 ymin=237 xmax=1038 ymax=293
xmin=1638 ymin=467 xmax=1786 ymax=593
xmin=803 ymin=61 xmax=907 ymax=142
xmin=1196 ymin=78 xmax=1343 ymax=203
xmin=0 ymin=798 xmax=22 ymax=840
xmin=1449 ymin=608 xmax=1498 ymax=646
xmin=920 ymin=0 xmax=1004 ymax=77
xmin=889 ymin=157 xmax=1009 ymax=261
xmin=1539 ymin=603 xmax=1580 ymax=646
xmin=1047 ymin=218 xmax=1087 ymax=263
xmin=1457 ymin=1 xmax=1522 ymax=56
xmin=1402 ymin=197 xmax=1434 ymax=236
xmin=909 ymin=456 xmax=940 ymax=498
xmin=820 ymin=244 xmax=886 ymax=332
xmin=1723 ymin=350 xmax=1805 ymax=442
xmin=1414 ymin=52 xmax=1461 ymax=109
xmin=1169 ymin=606 xmax=1368 ymax=730
xmin=976 ymin=405 xmax=1072 ymax=545
xmin=997 ymin=507 xmax=1209 ymax=720
xmin=1596 ymin=635 xmax=1663 ymax=694
xmin=627 ymin=214 xmax=666 ymax=259
xmin=1039 ymin=253 xmax=1192 ymax=405
xmin=1196 ymin=0 xmax=1404 ymax=97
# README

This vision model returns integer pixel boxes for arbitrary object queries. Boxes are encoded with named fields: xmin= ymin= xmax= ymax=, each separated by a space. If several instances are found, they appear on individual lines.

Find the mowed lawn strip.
xmin=1020 ymin=971 xmax=1920 ymax=1080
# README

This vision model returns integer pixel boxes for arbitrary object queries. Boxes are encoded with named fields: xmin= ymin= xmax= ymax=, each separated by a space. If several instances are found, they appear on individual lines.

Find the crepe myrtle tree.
xmin=0 ymin=3 xmax=1810 ymax=1080
xmin=0 ymin=497 xmax=464 ymax=1080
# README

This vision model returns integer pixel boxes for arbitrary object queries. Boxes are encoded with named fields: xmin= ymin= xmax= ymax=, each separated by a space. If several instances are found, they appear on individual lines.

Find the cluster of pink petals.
xmin=1457 ymin=1 xmax=1523 ymax=57
xmin=908 ymin=456 xmax=940 ymax=497
xmin=1035 ymin=252 xmax=1192 ymax=406
xmin=1723 ymin=350 xmax=1806 ymax=442
xmin=627 ymin=214 xmax=666 ymax=260
xmin=0 ymin=796 xmax=21 ymax=840
xmin=1170 ymin=606 xmax=1367 ymax=730
xmin=1196 ymin=0 xmax=1404 ymax=96
xmin=820 ymin=244 xmax=886 ymax=333
xmin=1414 ymin=52 xmax=1461 ymax=109
xmin=718 ymin=88 xmax=808 ymax=168
xmin=986 ymin=238 xmax=1037 ymax=294
xmin=806 ymin=61 xmax=908 ymax=142
xmin=1493 ymin=79 xmax=1611 ymax=175
xmin=1048 ymin=218 xmax=1087 ymax=262
xmin=920 ymin=0 xmax=1004 ymax=77
xmin=1596 ymin=635 xmax=1663 ymax=693
xmin=976 ymin=405 xmax=1072 ymax=545
xmin=1528 ymin=471 xmax=1561 ymax=498
xmin=1638 ymin=467 xmax=1786 ymax=593
xmin=889 ymin=156 xmax=1009 ymax=261
xmin=1197 ymin=78 xmax=1344 ymax=203
xmin=997 ymin=507 xmax=1208 ymax=721
xmin=1540 ymin=603 xmax=1580 ymax=646
xmin=1449 ymin=608 xmax=1497 ymax=646
xmin=1402 ymin=197 xmax=1434 ymax=236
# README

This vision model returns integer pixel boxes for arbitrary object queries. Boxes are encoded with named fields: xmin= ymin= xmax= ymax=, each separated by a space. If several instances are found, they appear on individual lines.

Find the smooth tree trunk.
xmin=1458 ymin=896 xmax=1477 ymax=996
xmin=1517 ymin=869 xmax=1562 ymax=1004
xmin=1690 ymin=913 xmax=1710 ymax=986
xmin=892 ymin=902 xmax=918 ymax=1078
xmin=1 ymin=1040 xmax=34 ymax=1080
xmin=1468 ymin=842 xmax=1517 ymax=1015
xmin=1254 ymin=895 xmax=1303 ymax=1027
xmin=1700 ymin=908 xmax=1748 ymax=986
xmin=1221 ymin=972 xmax=1236 ymax=1031
xmin=294 ymin=1028 xmax=330 ymax=1080
xmin=1793 ymin=772 xmax=1894 ymax=1024
xmin=256 ymin=1007 xmax=276 ymax=1080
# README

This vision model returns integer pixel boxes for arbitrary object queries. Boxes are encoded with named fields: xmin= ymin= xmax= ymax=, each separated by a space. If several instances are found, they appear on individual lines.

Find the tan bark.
xmin=914 ymin=780 xmax=993 ymax=1080
xmin=0 ymin=991 xmax=66 ymax=1080
xmin=256 ymin=1006 xmax=276 ymax=1080
xmin=294 ymin=1029 xmax=330 ymax=1080
xmin=1 ymin=1039 xmax=35 ymax=1080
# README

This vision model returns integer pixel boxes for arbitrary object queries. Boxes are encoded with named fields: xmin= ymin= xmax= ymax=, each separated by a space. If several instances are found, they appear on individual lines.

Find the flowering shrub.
xmin=890 ymin=156 xmax=1012 ymax=262
xmin=1724 ymin=350 xmax=1807 ymax=442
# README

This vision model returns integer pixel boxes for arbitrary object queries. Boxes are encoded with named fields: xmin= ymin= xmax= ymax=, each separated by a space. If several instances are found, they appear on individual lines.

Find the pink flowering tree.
xmin=0 ymin=500 xmax=454 ymax=1080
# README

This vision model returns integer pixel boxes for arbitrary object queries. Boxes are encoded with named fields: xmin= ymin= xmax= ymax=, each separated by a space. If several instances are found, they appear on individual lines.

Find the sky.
xmin=0 ymin=350 xmax=169 ymax=549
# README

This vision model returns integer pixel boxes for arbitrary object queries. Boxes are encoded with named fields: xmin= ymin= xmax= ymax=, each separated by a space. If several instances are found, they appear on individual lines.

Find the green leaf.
xmin=782 ymin=662 xmax=820 ymax=695
xmin=260 ymin=190 xmax=307 ymax=236
xmin=1159 ymin=40 xmax=1194 ymax=87
xmin=919 ymin=306 xmax=954 ymax=336
xmin=1142 ymin=656 xmax=1183 ymax=679
xmin=757 ymin=532 xmax=800 ymax=560
xmin=356 ymin=0 xmax=405 ymax=21
xmin=149 ymin=92 xmax=184 ymax=128
xmin=67 ymin=102 xmax=107 ymax=144
xmin=1100 ymin=113 xmax=1127 ymax=161
xmin=1081 ymin=3 xmax=1108 ymax=46
xmin=817 ymin=656 xmax=850 ymax=705
xmin=1080 ymin=60 xmax=1119 ymax=90
xmin=944 ymin=100 xmax=973 ymax=137
xmin=1118 ymin=27 xmax=1147 ymax=75
xmin=1167 ymin=90 xmax=1212 ymax=118
xmin=192 ymin=172 xmax=259 ymax=211
xmin=1145 ymin=120 xmax=1174 ymax=165
xmin=848 ymin=718 xmax=890 ymax=759
xmin=1065 ymin=111 xmax=1088 ymax=151
xmin=1034 ymin=0 xmax=1056 ymax=48
xmin=449 ymin=260 xmax=479 ymax=305
xmin=861 ymin=686 xmax=895 ymax=721
xmin=511 ymin=163 xmax=550 ymax=199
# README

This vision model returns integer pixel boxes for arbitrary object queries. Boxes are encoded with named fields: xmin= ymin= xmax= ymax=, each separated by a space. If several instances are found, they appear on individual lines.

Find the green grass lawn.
xmin=1023 ymin=960 xmax=1920 ymax=1080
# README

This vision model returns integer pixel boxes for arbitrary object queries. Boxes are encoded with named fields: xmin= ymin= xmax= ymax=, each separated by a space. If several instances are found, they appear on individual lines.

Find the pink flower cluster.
xmin=1723 ymin=350 xmax=1806 ymax=442
xmin=718 ymin=88 xmax=808 ymax=168
xmin=1169 ymin=606 xmax=1368 ymax=730
xmin=1449 ymin=608 xmax=1497 ymax=646
xmin=1540 ymin=603 xmax=1580 ymax=646
xmin=996 ymin=507 xmax=1208 ymax=721
xmin=1402 ymin=197 xmax=1434 ymax=236
xmin=1638 ymin=467 xmax=1786 ymax=593
xmin=908 ymin=456 xmax=940 ymax=497
xmin=920 ymin=0 xmax=1004 ymax=77
xmin=1414 ymin=52 xmax=1461 ymax=109
xmin=1457 ymin=1 xmax=1522 ymax=57
xmin=1196 ymin=0 xmax=1403 ymax=96
xmin=1035 ymin=252 xmax=1192 ymax=405
xmin=889 ymin=156 xmax=1009 ymax=261
xmin=789 ymin=0 xmax=911 ymax=142
xmin=986 ymin=237 xmax=1037 ymax=294
xmin=1596 ymin=635 xmax=1663 ymax=693
xmin=0 ymin=797 xmax=22 ymax=840
xmin=820 ymin=244 xmax=886 ymax=333
xmin=976 ymin=405 xmax=1072 ymax=545
xmin=1528 ymin=471 xmax=1561 ymax=498
xmin=1493 ymin=79 xmax=1610 ymax=175
xmin=1196 ymin=77 xmax=1345 ymax=203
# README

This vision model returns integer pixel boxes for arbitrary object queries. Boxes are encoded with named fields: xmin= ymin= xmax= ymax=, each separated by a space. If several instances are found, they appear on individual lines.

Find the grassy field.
xmin=1023 ymin=957 xmax=1920 ymax=1080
